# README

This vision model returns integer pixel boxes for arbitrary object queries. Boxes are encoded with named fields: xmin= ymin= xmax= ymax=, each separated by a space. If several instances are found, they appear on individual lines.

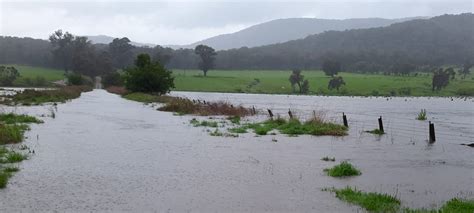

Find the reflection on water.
xmin=0 ymin=89 xmax=472 ymax=212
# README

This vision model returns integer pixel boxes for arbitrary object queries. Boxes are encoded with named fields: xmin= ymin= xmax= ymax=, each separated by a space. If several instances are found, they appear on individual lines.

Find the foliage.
xmin=432 ymin=68 xmax=451 ymax=91
xmin=123 ymin=54 xmax=175 ymax=94
xmin=288 ymin=69 xmax=310 ymax=94
xmin=322 ymin=59 xmax=341 ymax=77
xmin=416 ymin=109 xmax=427 ymax=120
xmin=0 ymin=66 xmax=20 ymax=86
xmin=0 ymin=125 xmax=25 ymax=145
xmin=102 ymin=71 xmax=123 ymax=88
xmin=324 ymin=161 xmax=361 ymax=177
xmin=108 ymin=37 xmax=134 ymax=69
xmin=328 ymin=76 xmax=346 ymax=91
xmin=66 ymin=72 xmax=85 ymax=85
xmin=190 ymin=119 xmax=218 ymax=127
xmin=0 ymin=113 xmax=43 ymax=124
xmin=194 ymin=45 xmax=216 ymax=76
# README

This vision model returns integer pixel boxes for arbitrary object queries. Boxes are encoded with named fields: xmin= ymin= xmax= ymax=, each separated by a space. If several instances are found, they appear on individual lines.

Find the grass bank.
xmin=0 ymin=113 xmax=41 ymax=188
xmin=1 ymin=85 xmax=92 ymax=105
xmin=328 ymin=187 xmax=474 ymax=212
xmin=172 ymin=70 xmax=474 ymax=97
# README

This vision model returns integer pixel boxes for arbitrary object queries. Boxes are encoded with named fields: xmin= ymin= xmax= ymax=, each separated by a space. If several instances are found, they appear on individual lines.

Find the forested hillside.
xmin=1 ymin=13 xmax=472 ymax=74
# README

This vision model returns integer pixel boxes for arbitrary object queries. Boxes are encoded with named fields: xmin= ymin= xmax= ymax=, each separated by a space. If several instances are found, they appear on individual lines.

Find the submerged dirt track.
xmin=0 ymin=90 xmax=473 ymax=212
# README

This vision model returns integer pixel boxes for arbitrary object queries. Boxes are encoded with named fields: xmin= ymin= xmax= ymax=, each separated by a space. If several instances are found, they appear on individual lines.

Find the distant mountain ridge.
xmin=85 ymin=35 xmax=155 ymax=47
xmin=171 ymin=17 xmax=426 ymax=50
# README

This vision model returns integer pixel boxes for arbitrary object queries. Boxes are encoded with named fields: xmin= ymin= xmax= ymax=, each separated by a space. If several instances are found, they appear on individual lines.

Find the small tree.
xmin=194 ymin=45 xmax=216 ymax=76
xmin=432 ymin=68 xmax=450 ymax=91
xmin=0 ymin=66 xmax=20 ymax=86
xmin=322 ymin=60 xmax=341 ymax=77
xmin=460 ymin=62 xmax=472 ymax=79
xmin=123 ymin=54 xmax=174 ymax=94
xmin=289 ymin=69 xmax=309 ymax=94
xmin=328 ymin=76 xmax=346 ymax=91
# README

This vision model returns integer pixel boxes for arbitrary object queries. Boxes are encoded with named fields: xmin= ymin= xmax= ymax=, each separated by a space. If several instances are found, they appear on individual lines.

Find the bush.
xmin=124 ymin=54 xmax=174 ymax=95
xmin=66 ymin=72 xmax=85 ymax=85
xmin=0 ymin=66 xmax=20 ymax=86
xmin=102 ymin=71 xmax=123 ymax=88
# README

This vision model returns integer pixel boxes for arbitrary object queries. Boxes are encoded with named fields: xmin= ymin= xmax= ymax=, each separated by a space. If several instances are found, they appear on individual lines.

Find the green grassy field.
xmin=1 ymin=65 xmax=65 ymax=86
xmin=173 ymin=70 xmax=474 ymax=96
xmin=3 ymin=65 xmax=473 ymax=96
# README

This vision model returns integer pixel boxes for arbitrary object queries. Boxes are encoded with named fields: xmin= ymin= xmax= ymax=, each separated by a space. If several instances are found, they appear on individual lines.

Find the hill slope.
xmin=214 ymin=13 xmax=474 ymax=70
xmin=182 ymin=17 xmax=422 ymax=50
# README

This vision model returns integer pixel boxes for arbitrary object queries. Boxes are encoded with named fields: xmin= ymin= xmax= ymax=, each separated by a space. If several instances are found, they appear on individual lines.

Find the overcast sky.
xmin=0 ymin=0 xmax=472 ymax=45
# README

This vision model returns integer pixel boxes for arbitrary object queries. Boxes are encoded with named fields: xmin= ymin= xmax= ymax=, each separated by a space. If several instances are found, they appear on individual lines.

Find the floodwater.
xmin=0 ymin=89 xmax=473 ymax=212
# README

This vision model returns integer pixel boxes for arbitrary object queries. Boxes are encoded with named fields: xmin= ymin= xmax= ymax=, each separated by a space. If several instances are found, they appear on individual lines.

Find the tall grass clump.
xmin=0 ymin=124 xmax=25 ymax=145
xmin=324 ymin=161 xmax=361 ymax=177
xmin=333 ymin=187 xmax=400 ymax=212
xmin=5 ymin=152 xmax=27 ymax=163
xmin=439 ymin=198 xmax=474 ymax=212
xmin=416 ymin=109 xmax=427 ymax=120
xmin=0 ymin=172 xmax=10 ymax=188
xmin=159 ymin=98 xmax=251 ymax=116
xmin=0 ymin=113 xmax=43 ymax=124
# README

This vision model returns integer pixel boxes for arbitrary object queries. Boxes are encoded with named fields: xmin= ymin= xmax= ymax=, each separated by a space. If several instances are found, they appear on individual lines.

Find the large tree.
xmin=289 ymin=69 xmax=309 ymax=94
xmin=123 ymin=54 xmax=175 ymax=94
xmin=109 ymin=37 xmax=134 ymax=69
xmin=49 ymin=30 xmax=75 ymax=72
xmin=322 ymin=60 xmax=341 ymax=77
xmin=194 ymin=45 xmax=216 ymax=76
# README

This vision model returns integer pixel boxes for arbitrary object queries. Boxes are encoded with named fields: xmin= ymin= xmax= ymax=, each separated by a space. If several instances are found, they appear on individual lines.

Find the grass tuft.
xmin=324 ymin=161 xmax=361 ymax=177
xmin=227 ymin=116 xmax=241 ymax=124
xmin=416 ymin=109 xmax=427 ymax=120
xmin=5 ymin=152 xmax=27 ymax=163
xmin=190 ymin=119 xmax=218 ymax=128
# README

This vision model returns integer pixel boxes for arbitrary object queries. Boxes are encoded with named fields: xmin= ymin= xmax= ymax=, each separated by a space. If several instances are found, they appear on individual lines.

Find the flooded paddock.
xmin=0 ymin=89 xmax=473 ymax=212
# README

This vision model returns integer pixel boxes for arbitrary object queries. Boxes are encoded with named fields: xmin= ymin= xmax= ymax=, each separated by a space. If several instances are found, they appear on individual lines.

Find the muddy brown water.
xmin=0 ymin=89 xmax=472 ymax=212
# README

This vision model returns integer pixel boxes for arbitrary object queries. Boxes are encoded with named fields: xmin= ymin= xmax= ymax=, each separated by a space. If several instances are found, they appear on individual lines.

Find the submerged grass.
xmin=159 ymin=97 xmax=251 ymax=116
xmin=324 ymin=161 xmax=361 ymax=177
xmin=321 ymin=156 xmax=336 ymax=162
xmin=5 ymin=152 xmax=27 ymax=163
xmin=329 ymin=187 xmax=474 ymax=213
xmin=333 ymin=187 xmax=400 ymax=212
xmin=0 ymin=113 xmax=43 ymax=124
xmin=239 ymin=117 xmax=347 ymax=136
xmin=3 ymin=85 xmax=92 ymax=105
xmin=366 ymin=129 xmax=385 ymax=135
xmin=190 ymin=118 xmax=218 ymax=127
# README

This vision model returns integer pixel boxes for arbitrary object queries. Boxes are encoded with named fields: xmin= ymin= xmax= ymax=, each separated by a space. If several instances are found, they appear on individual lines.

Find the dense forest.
xmin=0 ymin=13 xmax=472 ymax=75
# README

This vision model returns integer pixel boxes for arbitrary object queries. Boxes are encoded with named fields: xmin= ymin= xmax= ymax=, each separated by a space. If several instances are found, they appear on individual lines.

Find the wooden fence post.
xmin=343 ymin=113 xmax=348 ymax=127
xmin=288 ymin=109 xmax=293 ymax=119
xmin=378 ymin=116 xmax=384 ymax=133
xmin=267 ymin=109 xmax=274 ymax=119
xmin=429 ymin=121 xmax=436 ymax=142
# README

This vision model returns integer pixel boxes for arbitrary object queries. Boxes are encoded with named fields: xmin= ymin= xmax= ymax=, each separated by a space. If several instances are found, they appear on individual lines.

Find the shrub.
xmin=123 ymin=54 xmax=174 ymax=95
xmin=0 ymin=66 xmax=20 ymax=86
xmin=102 ymin=71 xmax=123 ymax=88
xmin=66 ymin=72 xmax=85 ymax=85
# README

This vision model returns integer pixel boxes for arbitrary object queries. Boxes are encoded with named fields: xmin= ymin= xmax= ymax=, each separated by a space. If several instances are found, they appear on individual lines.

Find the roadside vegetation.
xmin=0 ymin=113 xmax=42 ymax=188
xmin=327 ymin=187 xmax=474 ymax=213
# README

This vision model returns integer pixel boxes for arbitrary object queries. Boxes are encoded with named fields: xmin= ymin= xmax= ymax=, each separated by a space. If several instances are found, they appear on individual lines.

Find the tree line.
xmin=0 ymin=14 xmax=472 ymax=78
